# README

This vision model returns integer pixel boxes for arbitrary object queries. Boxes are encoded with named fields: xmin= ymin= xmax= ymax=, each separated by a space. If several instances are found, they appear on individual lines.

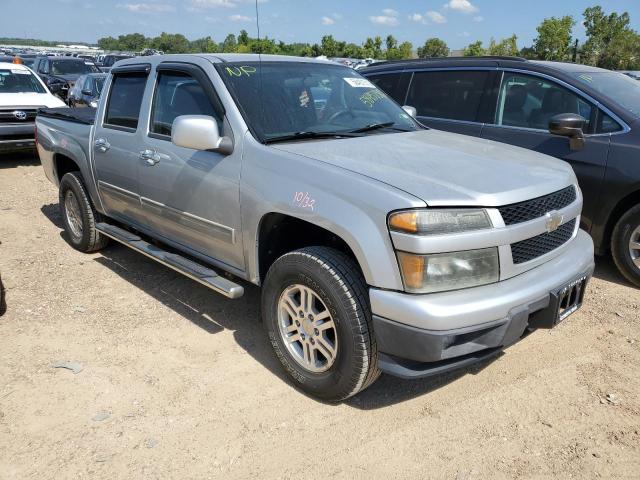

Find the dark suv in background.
xmin=363 ymin=57 xmax=640 ymax=287
xmin=32 ymin=56 xmax=101 ymax=100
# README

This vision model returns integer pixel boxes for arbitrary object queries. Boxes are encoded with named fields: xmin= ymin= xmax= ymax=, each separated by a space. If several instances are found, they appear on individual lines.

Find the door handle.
xmin=94 ymin=138 xmax=110 ymax=153
xmin=139 ymin=149 xmax=160 ymax=166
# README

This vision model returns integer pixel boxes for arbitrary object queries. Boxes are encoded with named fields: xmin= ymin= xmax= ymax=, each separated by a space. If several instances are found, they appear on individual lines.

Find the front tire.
xmin=262 ymin=247 xmax=380 ymax=401
xmin=59 ymin=172 xmax=109 ymax=253
xmin=611 ymin=204 xmax=640 ymax=288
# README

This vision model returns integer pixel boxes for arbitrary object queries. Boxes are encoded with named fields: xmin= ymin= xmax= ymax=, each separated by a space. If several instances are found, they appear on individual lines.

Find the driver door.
xmin=137 ymin=62 xmax=244 ymax=270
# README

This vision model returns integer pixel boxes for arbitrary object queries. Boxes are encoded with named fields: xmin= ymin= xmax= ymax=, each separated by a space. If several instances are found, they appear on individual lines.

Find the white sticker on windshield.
xmin=11 ymin=69 xmax=30 ymax=74
xmin=344 ymin=77 xmax=375 ymax=88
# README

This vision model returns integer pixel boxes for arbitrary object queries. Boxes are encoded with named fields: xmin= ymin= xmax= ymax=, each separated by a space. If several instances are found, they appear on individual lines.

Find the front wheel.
xmin=611 ymin=204 xmax=640 ymax=288
xmin=262 ymin=247 xmax=380 ymax=401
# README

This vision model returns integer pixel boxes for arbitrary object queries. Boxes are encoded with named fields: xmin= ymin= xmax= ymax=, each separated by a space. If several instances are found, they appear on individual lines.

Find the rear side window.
xmin=405 ymin=70 xmax=490 ymax=122
xmin=367 ymin=72 xmax=411 ymax=105
xmin=150 ymin=71 xmax=221 ymax=137
xmin=104 ymin=73 xmax=147 ymax=130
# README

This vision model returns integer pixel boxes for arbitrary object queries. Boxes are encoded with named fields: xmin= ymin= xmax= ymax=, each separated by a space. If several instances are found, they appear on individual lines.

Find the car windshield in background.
xmin=570 ymin=71 xmax=640 ymax=118
xmin=51 ymin=60 xmax=100 ymax=75
xmin=217 ymin=61 xmax=420 ymax=143
xmin=0 ymin=69 xmax=45 ymax=93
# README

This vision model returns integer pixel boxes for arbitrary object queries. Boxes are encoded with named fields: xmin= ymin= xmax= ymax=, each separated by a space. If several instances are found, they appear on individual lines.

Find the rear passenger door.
xmin=480 ymin=71 xmax=614 ymax=233
xmin=404 ymin=70 xmax=494 ymax=136
xmin=93 ymin=65 xmax=151 ymax=227
xmin=137 ymin=61 xmax=244 ymax=271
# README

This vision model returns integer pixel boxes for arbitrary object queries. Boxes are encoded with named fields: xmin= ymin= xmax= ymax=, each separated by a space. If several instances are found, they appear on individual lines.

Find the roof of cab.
xmin=0 ymin=61 xmax=28 ymax=70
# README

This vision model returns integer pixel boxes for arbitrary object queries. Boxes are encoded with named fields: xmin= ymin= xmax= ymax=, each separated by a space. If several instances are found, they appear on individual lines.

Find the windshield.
xmin=95 ymin=76 xmax=105 ymax=94
xmin=570 ymin=71 xmax=640 ymax=118
xmin=0 ymin=68 xmax=45 ymax=93
xmin=217 ymin=61 xmax=421 ymax=142
xmin=51 ymin=60 xmax=100 ymax=75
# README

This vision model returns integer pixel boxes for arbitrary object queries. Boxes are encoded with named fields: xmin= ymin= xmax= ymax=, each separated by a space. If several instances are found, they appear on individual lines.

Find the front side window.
xmin=405 ymin=70 xmax=490 ymax=122
xmin=104 ymin=73 xmax=148 ymax=130
xmin=496 ymin=73 xmax=592 ymax=131
xmin=0 ymin=68 xmax=46 ymax=93
xmin=217 ymin=61 xmax=420 ymax=143
xmin=150 ymin=71 xmax=220 ymax=137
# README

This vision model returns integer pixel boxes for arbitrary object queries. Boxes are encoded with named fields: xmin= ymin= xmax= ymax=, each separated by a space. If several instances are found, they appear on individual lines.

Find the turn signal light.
xmin=388 ymin=211 xmax=418 ymax=233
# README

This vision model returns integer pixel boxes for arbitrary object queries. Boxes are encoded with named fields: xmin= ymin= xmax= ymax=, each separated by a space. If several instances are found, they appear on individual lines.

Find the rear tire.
xmin=611 ymin=204 xmax=640 ymax=288
xmin=59 ymin=172 xmax=109 ymax=253
xmin=262 ymin=246 xmax=380 ymax=401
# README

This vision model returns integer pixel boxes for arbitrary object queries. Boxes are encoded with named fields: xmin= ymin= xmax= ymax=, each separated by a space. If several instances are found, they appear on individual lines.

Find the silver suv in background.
xmin=36 ymin=55 xmax=594 ymax=401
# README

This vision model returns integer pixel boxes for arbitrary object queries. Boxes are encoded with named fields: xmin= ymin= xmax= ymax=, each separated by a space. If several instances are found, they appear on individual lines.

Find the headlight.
xmin=389 ymin=209 xmax=492 ymax=235
xmin=89 ymin=100 xmax=98 ymax=108
xmin=397 ymin=248 xmax=499 ymax=293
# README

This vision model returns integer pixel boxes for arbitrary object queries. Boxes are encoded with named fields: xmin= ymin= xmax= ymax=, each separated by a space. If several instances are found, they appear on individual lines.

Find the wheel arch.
xmin=602 ymin=187 xmax=640 ymax=254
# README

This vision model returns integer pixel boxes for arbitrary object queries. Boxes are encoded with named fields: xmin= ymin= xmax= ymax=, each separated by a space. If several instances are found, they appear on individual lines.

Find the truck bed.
xmin=38 ymin=107 xmax=96 ymax=125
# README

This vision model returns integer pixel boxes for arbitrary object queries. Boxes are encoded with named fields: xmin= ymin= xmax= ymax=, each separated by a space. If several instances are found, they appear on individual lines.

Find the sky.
xmin=2 ymin=0 xmax=639 ymax=50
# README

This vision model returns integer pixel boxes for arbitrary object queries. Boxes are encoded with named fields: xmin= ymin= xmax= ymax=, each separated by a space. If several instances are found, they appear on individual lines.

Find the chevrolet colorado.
xmin=36 ymin=54 xmax=594 ymax=401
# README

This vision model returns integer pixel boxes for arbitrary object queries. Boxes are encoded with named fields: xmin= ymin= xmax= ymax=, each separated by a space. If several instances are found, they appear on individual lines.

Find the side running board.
xmin=96 ymin=222 xmax=244 ymax=299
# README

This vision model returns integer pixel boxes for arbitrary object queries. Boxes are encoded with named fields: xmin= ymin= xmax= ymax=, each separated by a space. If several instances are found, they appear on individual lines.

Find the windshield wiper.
xmin=264 ymin=130 xmax=362 ymax=144
xmin=349 ymin=122 xmax=414 ymax=134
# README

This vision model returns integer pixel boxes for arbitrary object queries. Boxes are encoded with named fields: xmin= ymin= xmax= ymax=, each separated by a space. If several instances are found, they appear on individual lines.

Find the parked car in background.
xmin=98 ymin=54 xmax=133 ymax=72
xmin=363 ymin=57 xmax=640 ymax=287
xmin=68 ymin=73 xmax=106 ymax=108
xmin=36 ymin=54 xmax=593 ymax=400
xmin=32 ymin=56 xmax=101 ymax=100
xmin=0 ymin=61 xmax=66 ymax=151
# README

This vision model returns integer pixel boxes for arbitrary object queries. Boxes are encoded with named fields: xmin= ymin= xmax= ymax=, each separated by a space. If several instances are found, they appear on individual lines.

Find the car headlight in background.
xmin=389 ymin=209 xmax=492 ymax=235
xmin=89 ymin=100 xmax=98 ymax=108
xmin=397 ymin=248 xmax=499 ymax=293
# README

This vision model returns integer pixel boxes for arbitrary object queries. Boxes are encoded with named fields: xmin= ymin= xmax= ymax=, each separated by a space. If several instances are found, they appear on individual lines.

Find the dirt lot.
xmin=0 ymin=153 xmax=639 ymax=479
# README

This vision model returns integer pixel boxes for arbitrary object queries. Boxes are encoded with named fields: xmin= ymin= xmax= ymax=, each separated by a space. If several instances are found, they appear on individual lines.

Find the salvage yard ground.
xmin=1 ymin=153 xmax=639 ymax=479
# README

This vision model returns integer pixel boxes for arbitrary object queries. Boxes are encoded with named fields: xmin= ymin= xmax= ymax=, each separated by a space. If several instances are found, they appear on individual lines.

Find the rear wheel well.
xmin=603 ymin=189 xmax=640 ymax=252
xmin=54 ymin=154 xmax=80 ymax=183
xmin=258 ymin=213 xmax=361 ymax=282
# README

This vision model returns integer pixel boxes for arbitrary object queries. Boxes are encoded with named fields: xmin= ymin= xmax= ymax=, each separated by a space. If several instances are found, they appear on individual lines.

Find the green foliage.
xmin=417 ymin=38 xmax=449 ymax=58
xmin=534 ymin=16 xmax=575 ymax=61
xmin=487 ymin=35 xmax=519 ymax=56
xmin=581 ymin=6 xmax=640 ymax=69
xmin=463 ymin=40 xmax=485 ymax=57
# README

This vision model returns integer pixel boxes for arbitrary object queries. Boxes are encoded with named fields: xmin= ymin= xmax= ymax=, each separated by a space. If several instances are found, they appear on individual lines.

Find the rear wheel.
xmin=611 ymin=204 xmax=640 ymax=288
xmin=59 ymin=172 xmax=109 ymax=253
xmin=262 ymin=247 xmax=380 ymax=401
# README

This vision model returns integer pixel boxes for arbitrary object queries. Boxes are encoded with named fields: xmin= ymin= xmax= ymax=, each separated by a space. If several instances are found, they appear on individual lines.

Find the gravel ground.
xmin=1 ymin=153 xmax=639 ymax=479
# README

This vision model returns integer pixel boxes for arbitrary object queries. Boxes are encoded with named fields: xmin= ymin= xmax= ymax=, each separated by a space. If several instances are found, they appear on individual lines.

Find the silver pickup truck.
xmin=36 ymin=54 xmax=595 ymax=401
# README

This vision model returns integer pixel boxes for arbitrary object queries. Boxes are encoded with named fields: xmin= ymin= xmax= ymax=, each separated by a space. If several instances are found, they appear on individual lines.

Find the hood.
xmin=271 ymin=129 xmax=577 ymax=207
xmin=0 ymin=92 xmax=66 ymax=109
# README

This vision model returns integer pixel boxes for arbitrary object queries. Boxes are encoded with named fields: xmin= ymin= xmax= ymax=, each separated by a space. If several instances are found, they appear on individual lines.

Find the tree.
xmin=97 ymin=36 xmax=120 ymax=51
xmin=487 ymin=34 xmax=519 ymax=56
xmin=463 ymin=40 xmax=485 ymax=57
xmin=417 ymin=38 xmax=449 ymax=58
xmin=118 ymin=33 xmax=147 ymax=51
xmin=362 ymin=36 xmax=384 ymax=59
xmin=581 ymin=6 xmax=640 ymax=69
xmin=221 ymin=34 xmax=237 ymax=53
xmin=150 ymin=32 xmax=190 ymax=53
xmin=190 ymin=36 xmax=219 ymax=53
xmin=238 ymin=30 xmax=250 ymax=46
xmin=533 ymin=16 xmax=575 ymax=61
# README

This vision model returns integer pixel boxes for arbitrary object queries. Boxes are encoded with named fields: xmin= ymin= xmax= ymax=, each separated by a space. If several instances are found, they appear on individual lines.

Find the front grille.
xmin=0 ymin=109 xmax=39 ymax=124
xmin=511 ymin=218 xmax=576 ymax=264
xmin=499 ymin=186 xmax=576 ymax=225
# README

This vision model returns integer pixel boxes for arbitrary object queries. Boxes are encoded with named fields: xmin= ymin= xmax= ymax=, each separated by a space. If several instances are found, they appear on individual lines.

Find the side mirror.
xmin=549 ymin=113 xmax=586 ymax=151
xmin=81 ymin=89 xmax=92 ymax=96
xmin=402 ymin=105 xmax=417 ymax=118
xmin=171 ymin=115 xmax=233 ymax=155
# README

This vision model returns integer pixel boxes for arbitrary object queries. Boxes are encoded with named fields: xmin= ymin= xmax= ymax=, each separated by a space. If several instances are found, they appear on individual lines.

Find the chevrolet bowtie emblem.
xmin=545 ymin=211 xmax=564 ymax=232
